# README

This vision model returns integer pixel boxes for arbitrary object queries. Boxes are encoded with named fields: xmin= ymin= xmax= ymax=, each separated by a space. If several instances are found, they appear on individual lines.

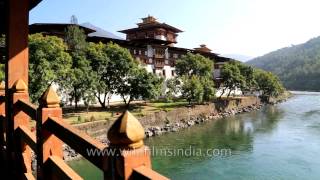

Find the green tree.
xmin=201 ymin=76 xmax=216 ymax=102
xmin=254 ymin=69 xmax=284 ymax=101
xmin=117 ymin=68 xmax=163 ymax=107
xmin=220 ymin=62 xmax=246 ymax=98
xmin=104 ymin=42 xmax=138 ymax=107
xmin=28 ymin=34 xmax=72 ymax=102
xmin=175 ymin=53 xmax=216 ymax=103
xmin=86 ymin=42 xmax=109 ymax=108
xmin=237 ymin=62 xmax=255 ymax=92
xmin=65 ymin=24 xmax=96 ymax=108
xmin=176 ymin=53 xmax=213 ymax=77
xmin=165 ymin=78 xmax=181 ymax=102
xmin=181 ymin=75 xmax=204 ymax=104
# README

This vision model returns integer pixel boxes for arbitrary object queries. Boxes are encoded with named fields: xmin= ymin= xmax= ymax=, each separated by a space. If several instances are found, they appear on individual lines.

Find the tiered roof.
xmin=119 ymin=15 xmax=183 ymax=33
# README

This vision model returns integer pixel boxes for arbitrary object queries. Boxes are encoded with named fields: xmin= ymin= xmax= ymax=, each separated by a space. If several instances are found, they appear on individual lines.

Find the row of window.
xmin=132 ymin=49 xmax=181 ymax=59
xmin=152 ymin=69 xmax=175 ymax=77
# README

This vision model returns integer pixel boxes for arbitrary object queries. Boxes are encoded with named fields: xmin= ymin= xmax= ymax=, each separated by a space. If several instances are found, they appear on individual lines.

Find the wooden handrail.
xmin=44 ymin=117 xmax=107 ymax=170
xmin=16 ymin=125 xmax=36 ymax=151
xmin=15 ymin=99 xmax=37 ymax=120
xmin=132 ymin=166 xmax=170 ymax=180
xmin=44 ymin=156 xmax=83 ymax=180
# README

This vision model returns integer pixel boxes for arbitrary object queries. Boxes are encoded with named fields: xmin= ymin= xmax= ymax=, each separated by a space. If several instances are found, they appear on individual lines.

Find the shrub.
xmin=90 ymin=115 xmax=96 ymax=122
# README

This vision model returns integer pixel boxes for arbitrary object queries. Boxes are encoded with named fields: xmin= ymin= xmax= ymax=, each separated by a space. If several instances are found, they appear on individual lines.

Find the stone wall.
xmin=72 ymin=96 xmax=261 ymax=138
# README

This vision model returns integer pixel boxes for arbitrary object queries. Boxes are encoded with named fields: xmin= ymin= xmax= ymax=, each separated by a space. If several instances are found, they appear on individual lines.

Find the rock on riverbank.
xmin=144 ymin=104 xmax=263 ymax=138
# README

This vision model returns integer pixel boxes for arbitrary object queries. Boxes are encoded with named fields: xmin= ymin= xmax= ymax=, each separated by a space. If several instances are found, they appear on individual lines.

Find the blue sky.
xmin=30 ymin=0 xmax=320 ymax=57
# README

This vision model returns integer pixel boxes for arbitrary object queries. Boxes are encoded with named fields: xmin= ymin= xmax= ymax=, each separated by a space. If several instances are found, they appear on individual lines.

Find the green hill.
xmin=247 ymin=36 xmax=320 ymax=91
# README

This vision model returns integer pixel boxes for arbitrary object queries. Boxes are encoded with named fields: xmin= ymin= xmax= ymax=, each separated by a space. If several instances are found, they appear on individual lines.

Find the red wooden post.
xmin=0 ymin=81 xmax=5 ymax=150
xmin=106 ymin=111 xmax=153 ymax=179
xmin=37 ymin=86 xmax=63 ymax=179
xmin=11 ymin=79 xmax=32 ymax=178
xmin=0 ymin=81 xmax=6 ymax=170
xmin=5 ymin=0 xmax=30 ymax=177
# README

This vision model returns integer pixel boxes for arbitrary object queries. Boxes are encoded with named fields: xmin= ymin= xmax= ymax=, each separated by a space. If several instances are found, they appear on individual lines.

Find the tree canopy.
xmin=175 ymin=53 xmax=213 ymax=77
xmin=29 ymin=34 xmax=72 ymax=102
xmin=220 ymin=61 xmax=284 ymax=99
xmin=64 ymin=25 xmax=97 ymax=108
xmin=220 ymin=61 xmax=246 ymax=97
xmin=173 ymin=53 xmax=216 ymax=104
xmin=254 ymin=69 xmax=285 ymax=99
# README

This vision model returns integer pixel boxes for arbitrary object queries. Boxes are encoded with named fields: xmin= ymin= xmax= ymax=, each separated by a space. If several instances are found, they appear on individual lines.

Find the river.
xmin=69 ymin=92 xmax=320 ymax=179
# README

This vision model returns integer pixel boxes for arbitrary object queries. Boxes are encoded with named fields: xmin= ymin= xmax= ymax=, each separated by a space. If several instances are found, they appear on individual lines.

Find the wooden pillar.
xmin=0 ymin=81 xmax=6 ymax=175
xmin=37 ymin=86 xmax=63 ymax=180
xmin=5 ymin=0 xmax=30 ymax=178
xmin=0 ymin=81 xmax=5 ymax=150
xmin=5 ymin=0 xmax=29 ymax=88
xmin=106 ymin=111 xmax=152 ymax=180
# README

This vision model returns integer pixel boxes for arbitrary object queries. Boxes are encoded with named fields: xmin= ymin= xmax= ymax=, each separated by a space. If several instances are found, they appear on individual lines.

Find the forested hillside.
xmin=247 ymin=36 xmax=320 ymax=91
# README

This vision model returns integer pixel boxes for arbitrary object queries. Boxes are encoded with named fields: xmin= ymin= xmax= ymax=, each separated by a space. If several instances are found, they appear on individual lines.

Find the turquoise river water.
xmin=69 ymin=92 xmax=320 ymax=179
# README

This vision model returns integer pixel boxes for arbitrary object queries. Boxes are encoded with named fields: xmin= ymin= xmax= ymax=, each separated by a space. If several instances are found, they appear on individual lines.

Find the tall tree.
xmin=104 ymin=42 xmax=138 ymax=107
xmin=254 ymin=69 xmax=284 ymax=100
xmin=176 ymin=52 xmax=213 ymax=77
xmin=117 ymin=68 xmax=163 ymax=107
xmin=175 ymin=53 xmax=216 ymax=103
xmin=181 ymin=75 xmax=204 ymax=104
xmin=29 ymin=34 xmax=72 ymax=102
xmin=165 ymin=78 xmax=181 ymax=101
xmin=86 ymin=42 xmax=109 ymax=108
xmin=64 ymin=22 xmax=96 ymax=108
xmin=220 ymin=62 xmax=246 ymax=98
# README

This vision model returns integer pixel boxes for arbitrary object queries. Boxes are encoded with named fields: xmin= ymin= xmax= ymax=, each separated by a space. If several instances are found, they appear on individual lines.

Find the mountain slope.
xmin=247 ymin=36 xmax=320 ymax=91
xmin=223 ymin=54 xmax=253 ymax=62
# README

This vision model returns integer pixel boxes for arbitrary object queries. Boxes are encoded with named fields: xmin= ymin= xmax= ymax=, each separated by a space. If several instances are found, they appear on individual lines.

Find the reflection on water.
xmin=69 ymin=94 xmax=320 ymax=180
xmin=304 ymin=110 xmax=320 ymax=117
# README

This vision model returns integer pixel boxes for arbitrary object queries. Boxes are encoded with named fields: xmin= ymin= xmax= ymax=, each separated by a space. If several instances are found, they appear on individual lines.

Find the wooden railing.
xmin=0 ymin=79 xmax=169 ymax=180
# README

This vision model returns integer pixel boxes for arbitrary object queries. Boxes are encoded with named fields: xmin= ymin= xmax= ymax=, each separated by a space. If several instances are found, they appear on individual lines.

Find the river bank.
xmin=63 ymin=94 xmax=290 ymax=162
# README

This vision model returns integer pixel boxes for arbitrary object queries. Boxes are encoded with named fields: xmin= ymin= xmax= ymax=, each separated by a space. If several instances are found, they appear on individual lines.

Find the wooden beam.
xmin=45 ymin=117 xmax=107 ymax=170
xmin=44 ymin=156 xmax=83 ymax=180
xmin=132 ymin=166 xmax=170 ymax=180
xmin=15 ymin=99 xmax=37 ymax=120
xmin=16 ymin=125 xmax=36 ymax=151
xmin=24 ymin=172 xmax=36 ymax=180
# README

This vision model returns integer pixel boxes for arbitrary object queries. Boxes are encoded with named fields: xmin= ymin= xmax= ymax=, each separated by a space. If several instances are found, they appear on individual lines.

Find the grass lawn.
xmin=62 ymin=100 xmax=189 ymax=125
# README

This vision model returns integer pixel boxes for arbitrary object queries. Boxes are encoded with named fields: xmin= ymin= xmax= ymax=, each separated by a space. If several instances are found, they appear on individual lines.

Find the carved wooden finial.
xmin=0 ymin=81 xmax=5 ymax=91
xmin=108 ymin=111 xmax=145 ymax=149
xmin=13 ymin=79 xmax=28 ymax=92
xmin=39 ymin=86 xmax=60 ymax=108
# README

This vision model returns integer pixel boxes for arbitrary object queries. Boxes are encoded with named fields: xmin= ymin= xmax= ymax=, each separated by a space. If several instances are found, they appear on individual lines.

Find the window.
xmin=133 ymin=49 xmax=136 ymax=54
xmin=163 ymin=69 xmax=166 ymax=77
xmin=153 ymin=69 xmax=156 ymax=74
xmin=171 ymin=70 xmax=175 ymax=76
xmin=139 ymin=50 xmax=141 ymax=55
